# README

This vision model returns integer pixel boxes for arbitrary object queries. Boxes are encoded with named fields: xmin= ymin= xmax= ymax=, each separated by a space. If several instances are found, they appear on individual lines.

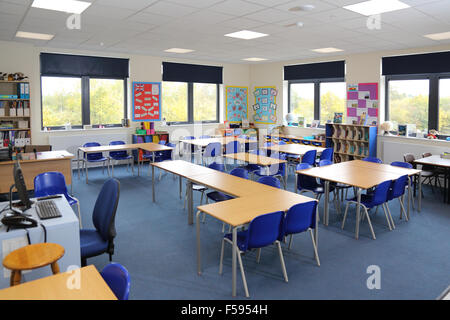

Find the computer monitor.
xmin=9 ymin=161 xmax=32 ymax=213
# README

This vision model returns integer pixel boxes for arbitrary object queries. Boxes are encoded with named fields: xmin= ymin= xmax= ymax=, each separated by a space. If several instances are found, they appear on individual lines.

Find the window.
xmin=387 ymin=79 xmax=429 ymax=132
xmin=439 ymin=78 xmax=450 ymax=135
xmin=320 ymin=82 xmax=346 ymax=123
xmin=40 ymin=53 xmax=129 ymax=129
xmin=41 ymin=76 xmax=82 ymax=128
xmin=162 ymin=82 xmax=219 ymax=124
xmin=288 ymin=80 xmax=346 ymax=126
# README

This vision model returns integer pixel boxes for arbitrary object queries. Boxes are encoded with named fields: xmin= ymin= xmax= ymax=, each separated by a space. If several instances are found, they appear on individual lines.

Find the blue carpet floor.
xmin=72 ymin=161 xmax=449 ymax=300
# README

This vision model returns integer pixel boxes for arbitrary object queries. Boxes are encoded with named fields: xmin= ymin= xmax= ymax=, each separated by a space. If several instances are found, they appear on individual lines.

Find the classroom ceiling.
xmin=1 ymin=0 xmax=450 ymax=64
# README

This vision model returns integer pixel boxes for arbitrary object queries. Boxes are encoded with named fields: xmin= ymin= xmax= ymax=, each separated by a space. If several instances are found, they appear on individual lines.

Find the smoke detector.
xmin=289 ymin=5 xmax=315 ymax=12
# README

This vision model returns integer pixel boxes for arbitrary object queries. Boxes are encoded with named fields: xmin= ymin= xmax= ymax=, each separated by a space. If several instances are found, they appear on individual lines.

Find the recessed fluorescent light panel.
xmin=32 ymin=0 xmax=92 ymax=14
xmin=424 ymin=31 xmax=450 ymax=41
xmin=16 ymin=31 xmax=54 ymax=40
xmin=312 ymin=47 xmax=344 ymax=53
xmin=224 ymin=30 xmax=268 ymax=40
xmin=343 ymin=0 xmax=410 ymax=16
xmin=164 ymin=48 xmax=195 ymax=53
xmin=242 ymin=57 xmax=268 ymax=61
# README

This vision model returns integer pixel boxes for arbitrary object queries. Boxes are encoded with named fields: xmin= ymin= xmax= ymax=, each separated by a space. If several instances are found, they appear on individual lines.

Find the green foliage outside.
xmin=90 ymin=79 xmax=124 ymax=125
xmin=439 ymin=96 xmax=450 ymax=135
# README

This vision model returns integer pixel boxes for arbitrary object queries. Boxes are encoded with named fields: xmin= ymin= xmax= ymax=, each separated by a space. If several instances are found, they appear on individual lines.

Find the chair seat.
xmin=348 ymin=194 xmax=377 ymax=208
xmin=193 ymin=184 xmax=207 ymax=192
xmin=80 ymin=229 xmax=109 ymax=258
xmin=421 ymin=170 xmax=434 ymax=177
xmin=85 ymin=157 xmax=108 ymax=163
xmin=224 ymin=231 xmax=249 ymax=251
xmin=336 ymin=183 xmax=352 ymax=189
xmin=207 ymin=191 xmax=233 ymax=202
xmin=110 ymin=155 xmax=132 ymax=161
xmin=241 ymin=164 xmax=260 ymax=172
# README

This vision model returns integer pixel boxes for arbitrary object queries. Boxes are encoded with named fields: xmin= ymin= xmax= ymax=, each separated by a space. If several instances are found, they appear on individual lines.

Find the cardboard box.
xmin=18 ymin=120 xmax=28 ymax=129
xmin=9 ymin=108 xmax=16 ymax=116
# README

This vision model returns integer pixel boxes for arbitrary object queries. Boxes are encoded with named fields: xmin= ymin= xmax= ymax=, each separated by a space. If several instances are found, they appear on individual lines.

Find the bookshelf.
xmin=325 ymin=123 xmax=377 ymax=163
xmin=0 ymin=80 xmax=31 ymax=151
xmin=132 ymin=131 xmax=170 ymax=163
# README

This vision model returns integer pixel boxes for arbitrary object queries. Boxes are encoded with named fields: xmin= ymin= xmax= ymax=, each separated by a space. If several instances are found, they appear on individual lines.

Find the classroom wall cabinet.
xmin=132 ymin=132 xmax=169 ymax=162
xmin=325 ymin=123 xmax=377 ymax=162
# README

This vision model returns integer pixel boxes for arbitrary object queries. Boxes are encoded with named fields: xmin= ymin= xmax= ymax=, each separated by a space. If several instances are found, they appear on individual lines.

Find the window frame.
xmin=40 ymin=75 xmax=127 ymax=130
xmin=288 ymin=77 xmax=345 ymax=127
xmin=385 ymin=72 xmax=450 ymax=139
xmin=164 ymin=81 xmax=220 ymax=125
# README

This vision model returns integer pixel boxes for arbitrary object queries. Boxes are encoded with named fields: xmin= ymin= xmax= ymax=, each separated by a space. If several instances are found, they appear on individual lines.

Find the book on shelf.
xmin=333 ymin=112 xmax=343 ymax=124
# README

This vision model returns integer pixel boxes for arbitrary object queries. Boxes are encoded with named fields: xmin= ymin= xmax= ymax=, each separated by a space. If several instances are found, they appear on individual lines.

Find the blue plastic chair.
xmin=316 ymin=148 xmax=333 ymax=165
xmin=257 ymin=176 xmax=281 ymax=189
xmin=283 ymin=201 xmax=320 ymax=266
xmin=153 ymin=142 xmax=176 ymax=179
xmin=362 ymin=157 xmax=383 ymax=164
xmin=203 ymin=142 xmax=222 ymax=165
xmin=109 ymin=141 xmax=134 ymax=177
xmin=319 ymin=159 xmax=352 ymax=210
xmin=342 ymin=180 xmax=393 ymax=239
xmin=80 ymin=178 xmax=120 ymax=266
xmin=391 ymin=161 xmax=413 ymax=169
xmin=296 ymin=163 xmax=335 ymax=200
xmin=225 ymin=140 xmax=242 ymax=154
xmin=301 ymin=149 xmax=317 ymax=166
xmin=82 ymin=142 xmax=110 ymax=179
xmin=206 ymin=166 xmax=246 ymax=204
xmin=277 ymin=140 xmax=287 ymax=145
xmin=387 ymin=174 xmax=409 ymax=223
xmin=34 ymin=172 xmax=82 ymax=227
xmin=219 ymin=211 xmax=288 ymax=297
xmin=254 ymin=153 xmax=287 ymax=189
xmin=100 ymin=263 xmax=131 ymax=300
xmin=182 ymin=136 xmax=196 ymax=154
xmin=199 ymin=135 xmax=211 ymax=139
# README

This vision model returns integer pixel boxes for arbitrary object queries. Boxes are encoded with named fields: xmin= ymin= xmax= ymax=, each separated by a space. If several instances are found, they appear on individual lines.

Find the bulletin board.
xmin=252 ymin=86 xmax=278 ymax=124
xmin=226 ymin=86 xmax=248 ymax=122
xmin=132 ymin=82 xmax=161 ymax=122
xmin=346 ymin=82 xmax=378 ymax=125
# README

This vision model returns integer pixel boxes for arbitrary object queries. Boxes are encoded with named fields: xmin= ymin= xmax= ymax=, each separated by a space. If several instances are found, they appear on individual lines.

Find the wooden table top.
xmin=0 ymin=151 xmax=74 ymax=165
xmin=223 ymin=152 xmax=287 ymax=166
xmin=78 ymin=142 xmax=172 ymax=153
xmin=180 ymin=137 xmax=250 ymax=147
xmin=297 ymin=161 xmax=402 ymax=189
xmin=414 ymin=155 xmax=450 ymax=168
xmin=151 ymin=160 xmax=221 ymax=178
xmin=268 ymin=133 xmax=324 ymax=143
xmin=3 ymin=243 xmax=65 ymax=271
xmin=348 ymin=160 xmax=422 ymax=176
xmin=0 ymin=265 xmax=117 ymax=300
xmin=263 ymin=144 xmax=325 ymax=156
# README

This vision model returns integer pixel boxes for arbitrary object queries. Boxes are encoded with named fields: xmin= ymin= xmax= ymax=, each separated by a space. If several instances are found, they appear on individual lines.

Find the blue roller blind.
xmin=162 ymin=62 xmax=223 ymax=84
xmin=382 ymin=51 xmax=450 ymax=75
xmin=284 ymin=60 xmax=345 ymax=81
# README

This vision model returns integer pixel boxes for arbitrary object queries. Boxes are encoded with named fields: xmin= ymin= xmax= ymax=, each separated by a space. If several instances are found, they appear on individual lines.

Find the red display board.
xmin=132 ymin=82 xmax=162 ymax=121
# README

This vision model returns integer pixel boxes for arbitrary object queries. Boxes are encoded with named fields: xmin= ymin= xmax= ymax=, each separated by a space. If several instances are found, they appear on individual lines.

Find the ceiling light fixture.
xmin=224 ymin=30 xmax=268 ymax=40
xmin=242 ymin=57 xmax=268 ymax=62
xmin=31 ymin=0 xmax=92 ymax=14
xmin=16 ymin=31 xmax=54 ymax=40
xmin=311 ymin=47 xmax=344 ymax=53
xmin=343 ymin=0 xmax=410 ymax=16
xmin=164 ymin=48 xmax=195 ymax=53
xmin=424 ymin=31 xmax=450 ymax=41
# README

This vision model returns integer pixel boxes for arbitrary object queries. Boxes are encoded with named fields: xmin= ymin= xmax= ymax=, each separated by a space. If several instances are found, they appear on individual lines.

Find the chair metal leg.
xmin=256 ymin=248 xmax=261 ymax=263
xmin=236 ymin=248 xmax=249 ymax=298
xmin=75 ymin=201 xmax=82 ymax=228
xmin=342 ymin=202 xmax=351 ymax=229
xmin=382 ymin=203 xmax=392 ymax=231
xmin=385 ymin=203 xmax=396 ymax=228
xmin=398 ymin=197 xmax=408 ymax=222
xmin=219 ymin=238 xmax=225 ymax=275
xmin=363 ymin=206 xmax=376 ymax=240
xmin=276 ymin=241 xmax=288 ymax=283
xmin=309 ymin=229 xmax=320 ymax=267
xmin=288 ymin=234 xmax=293 ymax=250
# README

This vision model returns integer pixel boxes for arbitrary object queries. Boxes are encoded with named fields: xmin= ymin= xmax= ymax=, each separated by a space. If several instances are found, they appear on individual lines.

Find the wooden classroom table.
xmin=223 ymin=152 xmax=288 ymax=189
xmin=151 ymin=159 xmax=317 ymax=297
xmin=263 ymin=143 xmax=325 ymax=158
xmin=77 ymin=142 xmax=173 ymax=183
xmin=414 ymin=155 xmax=450 ymax=204
xmin=297 ymin=160 xmax=421 ymax=240
xmin=179 ymin=136 xmax=251 ymax=148
xmin=0 ymin=150 xmax=74 ymax=194
xmin=0 ymin=265 xmax=117 ymax=300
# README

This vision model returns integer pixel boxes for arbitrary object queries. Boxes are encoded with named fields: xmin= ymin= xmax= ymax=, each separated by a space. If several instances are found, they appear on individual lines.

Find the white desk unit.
xmin=0 ymin=197 xmax=80 ymax=289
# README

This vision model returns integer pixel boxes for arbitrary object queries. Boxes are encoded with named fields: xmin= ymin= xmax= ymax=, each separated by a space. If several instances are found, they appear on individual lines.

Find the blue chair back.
xmin=183 ymin=136 xmax=195 ymax=140
xmin=264 ymin=142 xmax=273 ymax=147
xmin=283 ymin=201 xmax=318 ymax=236
xmin=245 ymin=211 xmax=284 ymax=250
xmin=391 ymin=161 xmax=413 ymax=169
xmin=257 ymin=176 xmax=281 ymax=189
xmin=159 ymin=142 xmax=175 ymax=161
xmin=83 ymin=142 xmax=104 ymax=161
xmin=388 ymin=175 xmax=408 ymax=201
xmin=363 ymin=157 xmax=382 ymax=164
xmin=208 ymin=162 xmax=225 ymax=172
xmin=296 ymin=163 xmax=319 ymax=191
xmin=92 ymin=179 xmax=120 ymax=242
xmin=367 ymin=180 xmax=392 ymax=207
xmin=109 ymin=141 xmax=128 ymax=159
xmin=320 ymin=148 xmax=333 ymax=162
xmin=277 ymin=141 xmax=287 ymax=145
xmin=225 ymin=141 xmax=241 ymax=154
xmin=100 ymin=263 xmax=130 ymax=300
xmin=34 ymin=172 xmax=69 ymax=198
xmin=238 ymin=135 xmax=248 ymax=139
xmin=269 ymin=152 xmax=286 ymax=175
xmin=158 ymin=140 xmax=166 ymax=145
xmin=199 ymin=135 xmax=211 ymax=139
xmin=250 ymin=149 xmax=266 ymax=156
xmin=204 ymin=142 xmax=222 ymax=157
xmin=230 ymin=167 xmax=249 ymax=179
xmin=318 ymin=159 xmax=332 ymax=167
xmin=302 ymin=150 xmax=317 ymax=165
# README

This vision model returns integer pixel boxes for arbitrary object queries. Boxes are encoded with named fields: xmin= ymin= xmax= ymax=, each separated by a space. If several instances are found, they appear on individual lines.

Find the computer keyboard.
xmin=35 ymin=200 xmax=62 ymax=220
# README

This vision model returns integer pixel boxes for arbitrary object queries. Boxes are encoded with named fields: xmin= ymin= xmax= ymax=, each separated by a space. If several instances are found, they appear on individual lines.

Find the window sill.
xmin=41 ymin=126 xmax=132 ymax=133
xmin=378 ymin=134 xmax=450 ymax=144
xmin=163 ymin=122 xmax=220 ymax=127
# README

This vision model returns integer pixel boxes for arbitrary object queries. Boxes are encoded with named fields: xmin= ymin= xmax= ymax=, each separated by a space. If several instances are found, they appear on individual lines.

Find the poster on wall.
xmin=226 ymin=86 xmax=248 ymax=122
xmin=346 ymin=82 xmax=378 ymax=126
xmin=253 ymin=86 xmax=277 ymax=124
xmin=132 ymin=82 xmax=162 ymax=122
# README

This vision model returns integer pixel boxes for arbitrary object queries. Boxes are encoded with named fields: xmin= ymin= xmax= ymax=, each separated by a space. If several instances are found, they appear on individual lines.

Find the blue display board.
xmin=252 ymin=86 xmax=277 ymax=124
xmin=226 ymin=86 xmax=248 ymax=122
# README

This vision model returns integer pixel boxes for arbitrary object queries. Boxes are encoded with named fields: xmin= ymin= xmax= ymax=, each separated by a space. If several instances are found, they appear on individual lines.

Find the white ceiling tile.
xmin=144 ymin=1 xmax=200 ymax=18
xmin=0 ymin=1 xmax=28 ymax=15
xmin=167 ymin=0 xmax=225 ymax=9
xmin=126 ymin=11 xmax=172 ymax=26
xmin=275 ymin=0 xmax=339 ymax=13
xmin=83 ymin=4 xmax=136 ymax=20
xmin=95 ymin=0 xmax=158 ymax=11
xmin=244 ymin=0 xmax=295 ymax=7
xmin=243 ymin=8 xmax=299 ymax=24
xmin=210 ymin=0 xmax=266 ymax=16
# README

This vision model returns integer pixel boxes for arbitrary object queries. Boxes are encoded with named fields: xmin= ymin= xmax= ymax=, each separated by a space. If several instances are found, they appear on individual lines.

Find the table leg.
xmin=10 ymin=270 xmax=21 ymax=286
xmin=284 ymin=163 xmax=288 ymax=190
xmin=51 ymin=262 xmax=60 ymax=274
xmin=232 ymin=226 xmax=237 ymax=297
xmin=152 ymin=165 xmax=155 ymax=203
xmin=77 ymin=149 xmax=80 ymax=179
xmin=179 ymin=176 xmax=182 ymax=199
xmin=418 ymin=172 xmax=422 ymax=212
xmin=196 ymin=210 xmax=202 ymax=275
xmin=445 ymin=168 xmax=450 ymax=204
xmin=324 ymin=181 xmax=330 ymax=226
xmin=85 ymin=159 xmax=89 ymax=184
xmin=187 ymin=181 xmax=193 ymax=225
xmin=294 ymin=172 xmax=298 ymax=193
xmin=355 ymin=188 xmax=362 ymax=240
xmin=407 ymin=177 xmax=411 ymax=220
xmin=315 ymin=204 xmax=319 ymax=250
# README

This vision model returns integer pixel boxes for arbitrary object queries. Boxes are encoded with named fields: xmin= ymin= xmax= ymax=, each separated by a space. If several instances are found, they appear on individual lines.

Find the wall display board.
xmin=346 ymin=83 xmax=378 ymax=125
xmin=252 ymin=86 xmax=278 ymax=124
xmin=226 ymin=86 xmax=248 ymax=122
xmin=132 ymin=82 xmax=161 ymax=121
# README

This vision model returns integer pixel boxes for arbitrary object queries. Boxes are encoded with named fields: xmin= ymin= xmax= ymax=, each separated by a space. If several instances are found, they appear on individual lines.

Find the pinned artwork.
xmin=346 ymin=82 xmax=378 ymax=125
xmin=253 ymin=86 xmax=277 ymax=124
xmin=226 ymin=86 xmax=248 ymax=122
xmin=132 ymin=82 xmax=161 ymax=121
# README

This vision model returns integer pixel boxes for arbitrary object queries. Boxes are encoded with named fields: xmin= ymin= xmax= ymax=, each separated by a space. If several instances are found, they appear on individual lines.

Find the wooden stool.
xmin=3 ymin=243 xmax=65 ymax=287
